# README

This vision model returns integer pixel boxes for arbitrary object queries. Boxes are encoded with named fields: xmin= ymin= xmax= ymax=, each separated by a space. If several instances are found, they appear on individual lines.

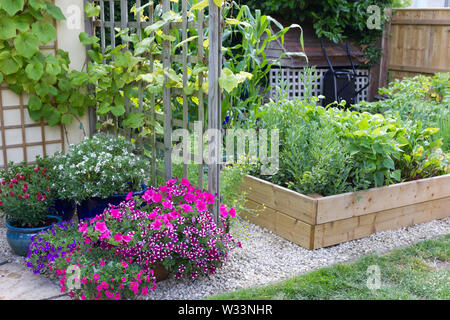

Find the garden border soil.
xmin=241 ymin=174 xmax=450 ymax=249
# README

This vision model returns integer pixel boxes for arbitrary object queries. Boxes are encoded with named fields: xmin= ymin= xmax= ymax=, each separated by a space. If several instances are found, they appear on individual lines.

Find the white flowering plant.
xmin=41 ymin=134 xmax=149 ymax=203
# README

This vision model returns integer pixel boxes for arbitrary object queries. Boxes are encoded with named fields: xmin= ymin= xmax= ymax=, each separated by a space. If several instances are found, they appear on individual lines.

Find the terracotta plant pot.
xmin=153 ymin=263 xmax=169 ymax=282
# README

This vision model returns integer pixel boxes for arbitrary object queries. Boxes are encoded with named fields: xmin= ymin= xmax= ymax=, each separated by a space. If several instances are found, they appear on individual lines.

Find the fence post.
xmin=83 ymin=0 xmax=97 ymax=136
xmin=208 ymin=0 xmax=222 ymax=223
xmin=162 ymin=0 xmax=172 ymax=180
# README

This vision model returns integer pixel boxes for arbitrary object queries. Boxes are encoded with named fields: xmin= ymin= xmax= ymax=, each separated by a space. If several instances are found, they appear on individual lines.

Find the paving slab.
xmin=0 ymin=261 xmax=68 ymax=300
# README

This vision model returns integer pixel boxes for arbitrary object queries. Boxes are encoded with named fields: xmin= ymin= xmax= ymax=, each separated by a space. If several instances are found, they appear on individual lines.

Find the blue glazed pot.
xmin=76 ymin=185 xmax=148 ymax=221
xmin=6 ymin=215 xmax=62 ymax=257
xmin=49 ymin=199 xmax=76 ymax=221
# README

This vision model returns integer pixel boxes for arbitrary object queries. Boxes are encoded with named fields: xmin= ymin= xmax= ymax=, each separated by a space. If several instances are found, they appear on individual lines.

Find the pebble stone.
xmin=1 ymin=217 xmax=449 ymax=300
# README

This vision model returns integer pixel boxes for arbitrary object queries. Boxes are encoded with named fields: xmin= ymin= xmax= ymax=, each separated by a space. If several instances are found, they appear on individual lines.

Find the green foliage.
xmin=83 ymin=6 xmax=210 ymax=137
xmin=358 ymin=73 xmax=450 ymax=152
xmin=249 ymin=98 xmax=448 ymax=196
xmin=241 ymin=0 xmax=396 ymax=66
xmin=221 ymin=2 xmax=305 ymax=125
xmin=0 ymin=161 xmax=53 ymax=227
xmin=0 ymin=0 xmax=94 ymax=127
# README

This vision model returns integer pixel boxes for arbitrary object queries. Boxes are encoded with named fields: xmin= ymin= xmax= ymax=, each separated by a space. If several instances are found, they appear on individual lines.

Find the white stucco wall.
xmin=55 ymin=0 xmax=90 ymax=146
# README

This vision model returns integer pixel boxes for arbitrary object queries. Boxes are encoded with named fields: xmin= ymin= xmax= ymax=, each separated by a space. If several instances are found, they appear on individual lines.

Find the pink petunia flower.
xmin=184 ymin=193 xmax=195 ymax=203
xmin=122 ymin=235 xmax=132 ymax=243
xmin=202 ymin=192 xmax=216 ymax=204
xmin=196 ymin=201 xmax=207 ymax=212
xmin=125 ymin=192 xmax=133 ymax=201
xmin=151 ymin=192 xmax=162 ymax=203
xmin=180 ymin=204 xmax=193 ymax=213
xmin=110 ymin=208 xmax=121 ymax=219
xmin=94 ymin=221 xmax=108 ymax=233
xmin=150 ymin=219 xmax=162 ymax=230
xmin=142 ymin=190 xmax=153 ymax=202
xmin=114 ymin=233 xmax=123 ymax=242
xmin=78 ymin=222 xmax=88 ymax=233
xmin=220 ymin=204 xmax=228 ymax=218
xmin=162 ymin=200 xmax=173 ymax=209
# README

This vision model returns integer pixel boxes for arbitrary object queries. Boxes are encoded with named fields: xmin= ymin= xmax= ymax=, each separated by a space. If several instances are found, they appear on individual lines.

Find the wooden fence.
xmin=384 ymin=8 xmax=450 ymax=82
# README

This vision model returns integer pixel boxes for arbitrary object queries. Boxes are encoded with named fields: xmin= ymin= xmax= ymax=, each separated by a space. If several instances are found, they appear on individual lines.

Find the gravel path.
xmin=1 ymin=217 xmax=449 ymax=300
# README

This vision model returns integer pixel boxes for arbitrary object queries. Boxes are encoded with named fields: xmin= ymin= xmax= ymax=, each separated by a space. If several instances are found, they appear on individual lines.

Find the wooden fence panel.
xmin=387 ymin=8 xmax=450 ymax=82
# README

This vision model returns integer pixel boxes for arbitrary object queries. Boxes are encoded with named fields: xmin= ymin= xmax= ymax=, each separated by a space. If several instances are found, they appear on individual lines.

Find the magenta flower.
xmin=78 ymin=222 xmax=88 ymax=233
xmin=142 ymin=190 xmax=153 ymax=202
xmin=147 ymin=210 xmax=158 ymax=220
xmin=151 ymin=192 xmax=163 ymax=203
xmin=220 ymin=204 xmax=228 ymax=218
xmin=122 ymin=235 xmax=132 ymax=243
xmin=150 ymin=219 xmax=162 ymax=230
xmin=110 ymin=208 xmax=121 ymax=219
xmin=99 ymin=230 xmax=111 ymax=240
xmin=114 ymin=233 xmax=123 ymax=242
xmin=162 ymin=200 xmax=173 ymax=209
xmin=159 ymin=186 xmax=169 ymax=193
xmin=180 ymin=204 xmax=193 ymax=213
xmin=125 ymin=192 xmax=133 ymax=201
xmin=181 ymin=178 xmax=190 ymax=186
xmin=94 ymin=221 xmax=108 ymax=233
xmin=202 ymin=192 xmax=216 ymax=204
xmin=183 ymin=193 xmax=195 ymax=203
xmin=196 ymin=201 xmax=207 ymax=212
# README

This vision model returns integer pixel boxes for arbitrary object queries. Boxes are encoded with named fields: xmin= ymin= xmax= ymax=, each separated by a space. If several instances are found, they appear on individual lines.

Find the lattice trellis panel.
xmin=0 ymin=28 xmax=65 ymax=170
xmin=87 ymin=0 xmax=223 ymax=195
xmin=269 ymin=67 xmax=370 ymax=103
xmin=88 ymin=0 xmax=223 ymax=219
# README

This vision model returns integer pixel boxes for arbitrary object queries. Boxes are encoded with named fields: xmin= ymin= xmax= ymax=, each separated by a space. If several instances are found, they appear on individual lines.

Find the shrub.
xmin=42 ymin=134 xmax=149 ymax=202
xmin=0 ymin=162 xmax=53 ymax=227
xmin=25 ymin=179 xmax=240 ymax=300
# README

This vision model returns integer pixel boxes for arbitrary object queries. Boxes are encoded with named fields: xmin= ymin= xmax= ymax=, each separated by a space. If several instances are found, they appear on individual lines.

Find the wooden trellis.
xmin=0 ymin=7 xmax=65 ymax=170
xmin=85 ymin=0 xmax=222 ymax=220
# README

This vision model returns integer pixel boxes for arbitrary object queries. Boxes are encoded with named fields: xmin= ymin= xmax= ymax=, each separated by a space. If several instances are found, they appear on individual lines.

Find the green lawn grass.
xmin=208 ymin=234 xmax=450 ymax=300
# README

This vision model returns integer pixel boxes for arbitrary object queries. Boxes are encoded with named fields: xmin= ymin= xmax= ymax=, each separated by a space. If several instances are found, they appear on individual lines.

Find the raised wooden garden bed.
xmin=241 ymin=174 xmax=450 ymax=250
